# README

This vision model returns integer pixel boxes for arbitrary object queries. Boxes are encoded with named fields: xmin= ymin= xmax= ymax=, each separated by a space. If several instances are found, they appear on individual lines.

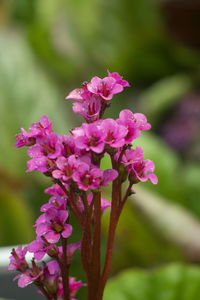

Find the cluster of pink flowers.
xmin=9 ymin=71 xmax=157 ymax=300
xmin=8 ymin=246 xmax=82 ymax=299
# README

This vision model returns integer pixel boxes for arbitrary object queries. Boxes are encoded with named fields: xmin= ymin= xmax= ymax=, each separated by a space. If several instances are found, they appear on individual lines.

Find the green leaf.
xmin=0 ymin=31 xmax=71 ymax=177
xmin=0 ymin=188 xmax=34 ymax=245
xmin=104 ymin=264 xmax=200 ymax=300
xmin=139 ymin=75 xmax=193 ymax=127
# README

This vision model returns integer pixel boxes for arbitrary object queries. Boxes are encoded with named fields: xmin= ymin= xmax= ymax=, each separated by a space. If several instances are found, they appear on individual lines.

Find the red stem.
xmin=60 ymin=237 xmax=70 ymax=300
xmin=81 ymin=193 xmax=93 ymax=274
xmin=88 ymin=191 xmax=101 ymax=300
xmin=98 ymin=179 xmax=120 ymax=299
xmin=57 ymin=180 xmax=84 ymax=227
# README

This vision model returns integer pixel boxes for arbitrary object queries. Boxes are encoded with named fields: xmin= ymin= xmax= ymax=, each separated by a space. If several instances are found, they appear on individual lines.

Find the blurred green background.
xmin=0 ymin=0 xmax=200 ymax=299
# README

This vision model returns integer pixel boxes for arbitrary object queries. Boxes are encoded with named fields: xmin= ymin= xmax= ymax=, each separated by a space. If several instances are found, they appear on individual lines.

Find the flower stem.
xmin=57 ymin=180 xmax=84 ymax=227
xmin=88 ymin=191 xmax=101 ymax=300
xmin=60 ymin=237 xmax=70 ymax=300
xmin=98 ymin=179 xmax=120 ymax=299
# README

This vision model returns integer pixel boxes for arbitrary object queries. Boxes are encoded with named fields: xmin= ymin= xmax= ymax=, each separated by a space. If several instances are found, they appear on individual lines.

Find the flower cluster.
xmin=9 ymin=71 xmax=157 ymax=300
xmin=8 ymin=247 xmax=82 ymax=299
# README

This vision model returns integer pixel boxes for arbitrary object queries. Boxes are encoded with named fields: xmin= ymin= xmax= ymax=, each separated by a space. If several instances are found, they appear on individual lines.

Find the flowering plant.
xmin=8 ymin=71 xmax=157 ymax=300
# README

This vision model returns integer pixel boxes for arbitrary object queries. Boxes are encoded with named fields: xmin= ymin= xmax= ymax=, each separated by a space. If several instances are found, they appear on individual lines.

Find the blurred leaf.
xmin=182 ymin=163 xmax=200 ymax=218
xmin=132 ymin=186 xmax=200 ymax=261
xmin=29 ymin=0 xmax=191 ymax=82
xmin=104 ymin=263 xmax=200 ymax=300
xmin=102 ymin=199 xmax=182 ymax=270
xmin=0 ymin=30 xmax=71 ymax=177
xmin=0 ymin=188 xmax=34 ymax=245
xmin=139 ymin=74 xmax=193 ymax=127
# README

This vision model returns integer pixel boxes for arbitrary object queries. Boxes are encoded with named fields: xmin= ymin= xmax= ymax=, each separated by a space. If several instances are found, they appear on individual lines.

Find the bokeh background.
xmin=0 ymin=0 xmax=200 ymax=299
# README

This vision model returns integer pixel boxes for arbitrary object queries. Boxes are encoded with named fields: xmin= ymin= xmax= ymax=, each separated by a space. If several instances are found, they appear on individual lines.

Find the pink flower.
xmin=100 ymin=119 xmax=128 ymax=148
xmin=57 ymin=277 xmax=83 ymax=300
xmin=45 ymin=183 xmax=67 ymax=196
xmin=36 ymin=208 xmax=72 ymax=243
xmin=26 ymin=156 xmax=55 ymax=173
xmin=87 ymin=76 xmax=123 ymax=101
xmin=14 ymin=260 xmax=42 ymax=288
xmin=52 ymin=155 xmax=80 ymax=182
xmin=41 ymin=195 xmax=67 ymax=213
xmin=61 ymin=135 xmax=79 ymax=157
xmin=15 ymin=128 xmax=36 ymax=148
xmin=15 ymin=116 xmax=52 ymax=148
xmin=73 ymin=122 xmax=106 ymax=153
xmin=69 ymin=277 xmax=83 ymax=299
xmin=29 ymin=115 xmax=52 ymax=137
xmin=72 ymin=95 xmax=101 ymax=122
xmin=72 ymin=163 xmax=103 ymax=191
xmin=28 ymin=133 xmax=63 ymax=160
xmin=101 ymin=198 xmax=111 ymax=211
xmin=26 ymin=133 xmax=63 ymax=174
xmin=65 ymin=88 xmax=86 ymax=101
xmin=58 ymin=242 xmax=81 ymax=264
xmin=87 ymin=193 xmax=111 ymax=212
xmin=43 ymin=260 xmax=60 ymax=294
xmin=117 ymin=109 xmax=151 ymax=143
xmin=122 ymin=147 xmax=158 ymax=184
xmin=100 ymin=169 xmax=118 ymax=187
xmin=119 ymin=109 xmax=151 ymax=130
xmin=65 ymin=82 xmax=90 ymax=102
xmin=14 ymin=271 xmax=40 ymax=288
xmin=28 ymin=237 xmax=58 ymax=260
xmin=107 ymin=70 xmax=130 ymax=87
xmin=8 ymin=246 xmax=28 ymax=272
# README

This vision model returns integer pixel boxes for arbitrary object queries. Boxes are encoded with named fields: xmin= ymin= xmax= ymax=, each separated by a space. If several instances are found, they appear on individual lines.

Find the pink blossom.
xmin=87 ymin=193 xmax=111 ymax=212
xmin=101 ymin=198 xmax=111 ymax=211
xmin=15 ymin=116 xmax=52 ymax=148
xmin=122 ymin=147 xmax=158 ymax=184
xmin=65 ymin=88 xmax=86 ymax=101
xmin=57 ymin=277 xmax=83 ymax=300
xmin=66 ymin=82 xmax=102 ymax=122
xmin=87 ymin=76 xmax=123 ymax=101
xmin=43 ymin=260 xmax=60 ymax=294
xmin=41 ymin=195 xmax=67 ymax=213
xmin=107 ymin=70 xmax=130 ymax=87
xmin=118 ymin=109 xmax=151 ymax=130
xmin=45 ymin=183 xmax=67 ymax=197
xmin=52 ymin=155 xmax=80 ymax=182
xmin=58 ymin=242 xmax=81 ymax=264
xmin=14 ymin=260 xmax=42 ymax=288
xmin=36 ymin=208 xmax=72 ymax=243
xmin=28 ymin=237 xmax=58 ymax=260
xmin=72 ymin=95 xmax=101 ymax=122
xmin=65 ymin=82 xmax=90 ymax=101
xmin=61 ymin=135 xmax=79 ymax=157
xmin=29 ymin=115 xmax=52 ymax=137
xmin=74 ymin=122 xmax=106 ymax=153
xmin=26 ymin=156 xmax=55 ymax=173
xmin=14 ymin=271 xmax=40 ymax=288
xmin=8 ymin=246 xmax=28 ymax=272
xmin=100 ymin=119 xmax=128 ymax=148
xmin=28 ymin=133 xmax=63 ymax=160
xmin=117 ymin=110 xmax=151 ymax=144
xmin=100 ymin=169 xmax=118 ymax=187
xmin=26 ymin=133 xmax=63 ymax=174
xmin=72 ymin=163 xmax=103 ymax=191
xmin=69 ymin=277 xmax=83 ymax=299
xmin=15 ymin=128 xmax=36 ymax=148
